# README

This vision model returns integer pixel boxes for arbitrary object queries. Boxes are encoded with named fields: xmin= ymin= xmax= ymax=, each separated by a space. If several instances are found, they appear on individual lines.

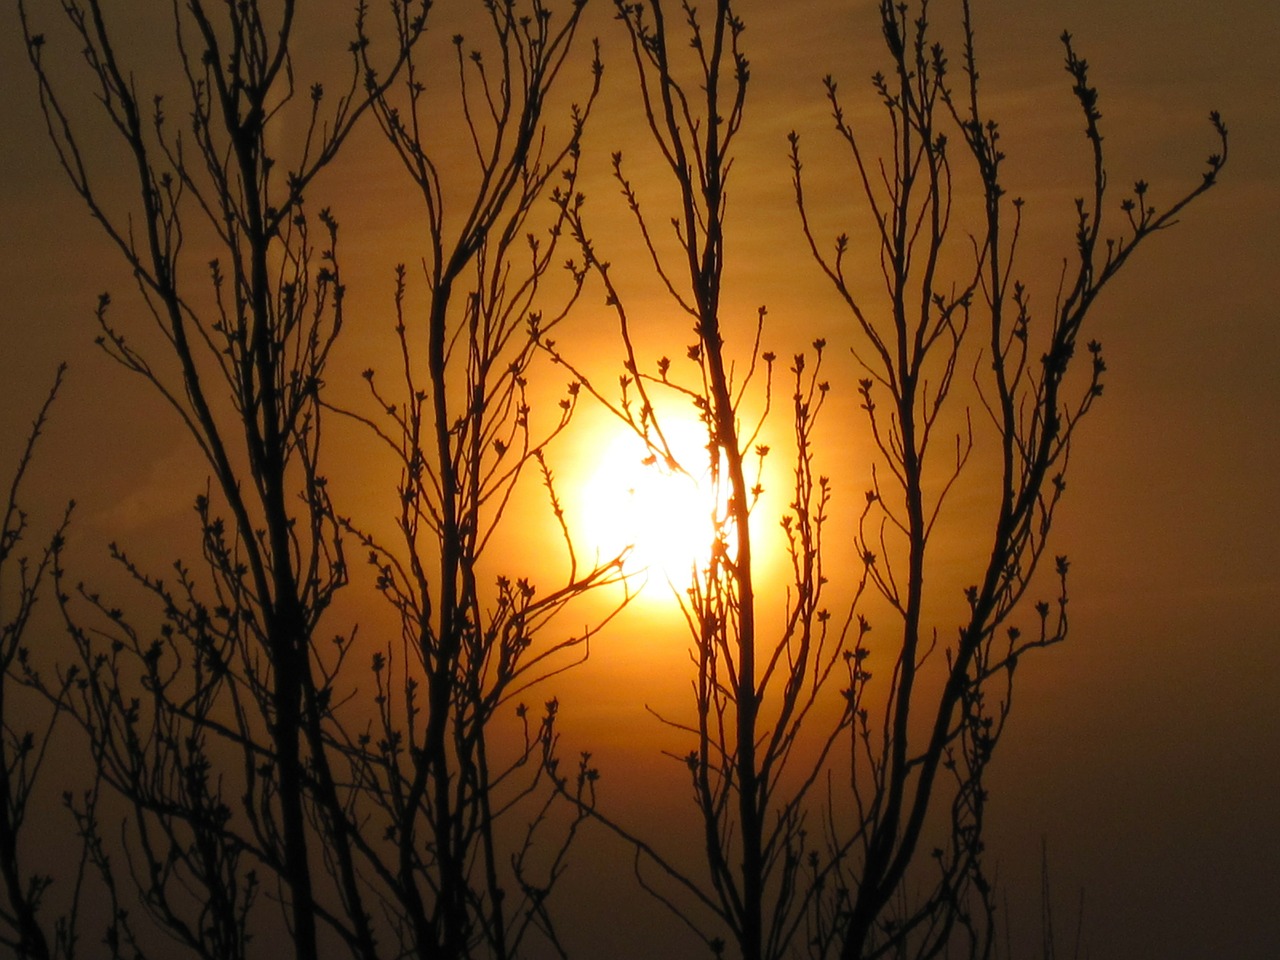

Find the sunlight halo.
xmin=577 ymin=417 xmax=719 ymax=593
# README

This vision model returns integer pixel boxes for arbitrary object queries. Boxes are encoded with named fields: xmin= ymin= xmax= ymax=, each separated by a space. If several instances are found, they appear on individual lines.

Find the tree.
xmin=333 ymin=3 xmax=623 ymax=956
xmin=545 ymin=1 xmax=1226 ymax=959
xmin=0 ymin=367 xmax=73 ymax=960
xmin=793 ymin=3 xmax=1224 ymax=955
xmin=18 ymin=2 xmax=425 ymax=956
xmin=17 ymin=0 xmax=620 ymax=957
xmin=10 ymin=1 xmax=1227 ymax=959
xmin=544 ymin=2 xmax=864 ymax=958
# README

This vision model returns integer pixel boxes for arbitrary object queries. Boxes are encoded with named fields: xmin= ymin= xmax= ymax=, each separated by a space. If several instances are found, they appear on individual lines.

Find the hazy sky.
xmin=1 ymin=1 xmax=1278 ymax=958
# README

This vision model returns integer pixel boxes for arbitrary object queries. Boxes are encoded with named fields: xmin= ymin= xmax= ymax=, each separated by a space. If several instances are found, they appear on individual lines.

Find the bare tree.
xmin=547 ymin=1 xmax=1226 ymax=959
xmin=18 ymin=2 xmax=424 ymax=957
xmin=11 ymin=1 xmax=1228 ymax=958
xmin=544 ymin=2 xmax=870 ymax=958
xmin=0 ymin=366 xmax=76 ymax=960
xmin=790 ymin=1 xmax=1227 ymax=957
xmin=20 ymin=0 xmax=620 ymax=958
xmin=331 ymin=2 xmax=623 ymax=956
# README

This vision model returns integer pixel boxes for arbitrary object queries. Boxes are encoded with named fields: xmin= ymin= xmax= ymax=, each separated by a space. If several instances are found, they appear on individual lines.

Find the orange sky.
xmin=1 ymin=1 xmax=1278 ymax=958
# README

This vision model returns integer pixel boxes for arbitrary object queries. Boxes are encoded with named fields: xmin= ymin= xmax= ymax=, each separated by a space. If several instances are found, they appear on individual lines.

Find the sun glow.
xmin=579 ymin=419 xmax=720 ymax=591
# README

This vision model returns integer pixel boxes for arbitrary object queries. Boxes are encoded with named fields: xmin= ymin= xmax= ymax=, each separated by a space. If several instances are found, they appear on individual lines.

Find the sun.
xmin=578 ymin=418 xmax=719 ymax=589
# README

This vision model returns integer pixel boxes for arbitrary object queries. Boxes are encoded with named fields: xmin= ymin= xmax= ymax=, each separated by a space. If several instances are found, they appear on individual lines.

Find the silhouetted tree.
xmin=546 ymin=2 xmax=869 ymax=958
xmin=18 ymin=2 xmax=425 ymax=957
xmin=331 ymin=3 xmax=622 ymax=956
xmin=0 ymin=366 xmax=73 ymax=960
xmin=548 ymin=1 xmax=1226 ymax=959
xmin=18 ymin=1 xmax=620 ymax=958
xmin=11 ymin=1 xmax=1227 ymax=959
xmin=793 ymin=3 xmax=1224 ymax=956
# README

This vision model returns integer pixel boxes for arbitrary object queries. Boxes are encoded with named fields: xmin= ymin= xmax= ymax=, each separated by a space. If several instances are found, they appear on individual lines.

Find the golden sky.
xmin=1 ymin=1 xmax=1278 ymax=957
